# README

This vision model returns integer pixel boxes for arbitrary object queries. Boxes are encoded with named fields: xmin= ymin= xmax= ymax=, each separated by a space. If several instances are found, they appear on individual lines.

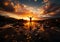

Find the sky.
xmin=15 ymin=0 xmax=60 ymax=7
xmin=18 ymin=0 xmax=43 ymax=7
xmin=0 ymin=0 xmax=60 ymax=20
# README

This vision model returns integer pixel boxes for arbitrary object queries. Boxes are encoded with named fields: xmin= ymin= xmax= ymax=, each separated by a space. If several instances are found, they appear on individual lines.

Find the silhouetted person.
xmin=29 ymin=17 xmax=33 ymax=31
xmin=29 ymin=17 xmax=32 ymax=22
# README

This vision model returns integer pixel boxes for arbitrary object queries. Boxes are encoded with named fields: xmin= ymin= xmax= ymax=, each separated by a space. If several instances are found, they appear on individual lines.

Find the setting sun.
xmin=22 ymin=17 xmax=35 ymax=20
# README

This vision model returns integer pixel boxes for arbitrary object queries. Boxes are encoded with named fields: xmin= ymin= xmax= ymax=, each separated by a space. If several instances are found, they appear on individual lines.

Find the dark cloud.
xmin=47 ymin=3 xmax=60 ymax=12
xmin=0 ymin=0 xmax=15 ymax=12
xmin=44 ymin=0 xmax=60 ymax=16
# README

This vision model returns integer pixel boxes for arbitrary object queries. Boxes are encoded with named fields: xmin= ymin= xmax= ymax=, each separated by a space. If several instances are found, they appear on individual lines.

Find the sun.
xmin=22 ymin=16 xmax=36 ymax=21
xmin=23 ymin=17 xmax=30 ymax=20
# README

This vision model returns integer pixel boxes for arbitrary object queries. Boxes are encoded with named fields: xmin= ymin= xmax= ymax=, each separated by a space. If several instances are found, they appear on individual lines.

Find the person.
xmin=29 ymin=17 xmax=33 ymax=31
xmin=29 ymin=17 xmax=32 ymax=22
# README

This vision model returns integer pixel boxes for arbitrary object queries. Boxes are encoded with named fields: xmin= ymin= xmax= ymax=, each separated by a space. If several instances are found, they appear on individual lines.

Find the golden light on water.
xmin=24 ymin=22 xmax=37 ymax=30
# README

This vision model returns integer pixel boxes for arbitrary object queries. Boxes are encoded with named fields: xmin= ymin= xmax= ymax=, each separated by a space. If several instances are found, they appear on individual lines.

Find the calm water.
xmin=0 ymin=20 xmax=60 ymax=42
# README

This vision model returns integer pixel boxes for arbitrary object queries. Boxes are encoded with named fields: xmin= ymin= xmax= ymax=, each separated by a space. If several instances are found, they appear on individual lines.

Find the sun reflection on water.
xmin=23 ymin=21 xmax=45 ymax=32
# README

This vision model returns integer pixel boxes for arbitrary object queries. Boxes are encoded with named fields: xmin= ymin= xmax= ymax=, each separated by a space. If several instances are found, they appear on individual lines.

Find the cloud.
xmin=41 ymin=0 xmax=60 ymax=16
xmin=0 ymin=0 xmax=15 ymax=12
xmin=0 ymin=0 xmax=60 ymax=20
